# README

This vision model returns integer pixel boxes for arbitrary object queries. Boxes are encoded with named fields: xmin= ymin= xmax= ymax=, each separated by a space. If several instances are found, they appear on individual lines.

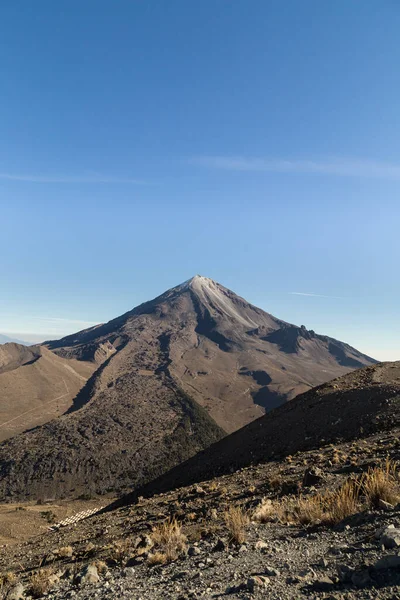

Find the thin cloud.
xmin=29 ymin=316 xmax=100 ymax=325
xmin=1 ymin=314 xmax=100 ymax=327
xmin=0 ymin=172 xmax=146 ymax=184
xmin=191 ymin=156 xmax=400 ymax=179
xmin=290 ymin=292 xmax=345 ymax=299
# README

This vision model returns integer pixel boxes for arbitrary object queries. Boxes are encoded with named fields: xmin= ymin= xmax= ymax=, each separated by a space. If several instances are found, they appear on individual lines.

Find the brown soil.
xmin=0 ymin=345 xmax=95 ymax=441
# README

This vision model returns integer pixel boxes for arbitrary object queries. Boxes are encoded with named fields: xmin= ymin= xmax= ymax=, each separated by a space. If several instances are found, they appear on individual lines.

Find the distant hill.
xmin=0 ymin=333 xmax=30 ymax=345
xmin=0 ymin=343 xmax=96 ymax=442
xmin=0 ymin=275 xmax=376 ymax=501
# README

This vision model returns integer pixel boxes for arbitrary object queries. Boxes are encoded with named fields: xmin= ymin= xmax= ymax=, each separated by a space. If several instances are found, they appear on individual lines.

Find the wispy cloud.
xmin=0 ymin=172 xmax=145 ymax=184
xmin=0 ymin=314 xmax=101 ymax=333
xmin=191 ymin=156 xmax=400 ymax=179
xmin=290 ymin=292 xmax=345 ymax=299
xmin=29 ymin=316 xmax=100 ymax=325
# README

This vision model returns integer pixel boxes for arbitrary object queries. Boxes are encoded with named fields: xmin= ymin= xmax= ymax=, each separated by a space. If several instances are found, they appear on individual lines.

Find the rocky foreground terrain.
xmin=1 ymin=424 xmax=400 ymax=600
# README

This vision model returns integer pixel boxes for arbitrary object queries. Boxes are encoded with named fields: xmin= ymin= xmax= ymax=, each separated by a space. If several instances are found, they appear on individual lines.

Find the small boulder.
xmin=337 ymin=564 xmax=353 ymax=583
xmin=380 ymin=526 xmax=400 ymax=549
xmin=213 ymin=538 xmax=227 ymax=552
xmin=246 ymin=575 xmax=270 ymax=592
xmin=134 ymin=534 xmax=153 ymax=550
xmin=378 ymin=499 xmax=394 ymax=511
xmin=375 ymin=523 xmax=395 ymax=539
xmin=303 ymin=467 xmax=324 ymax=487
xmin=351 ymin=570 xmax=372 ymax=588
xmin=265 ymin=566 xmax=280 ymax=576
xmin=312 ymin=576 xmax=334 ymax=591
xmin=374 ymin=555 xmax=400 ymax=570
xmin=126 ymin=555 xmax=145 ymax=566
xmin=6 ymin=584 xmax=24 ymax=600
xmin=77 ymin=564 xmax=100 ymax=585
xmin=122 ymin=567 xmax=135 ymax=578
xmin=255 ymin=540 xmax=269 ymax=553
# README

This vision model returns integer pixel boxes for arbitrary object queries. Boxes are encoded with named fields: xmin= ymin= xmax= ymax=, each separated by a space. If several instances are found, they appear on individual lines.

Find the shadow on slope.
xmin=108 ymin=362 xmax=400 ymax=511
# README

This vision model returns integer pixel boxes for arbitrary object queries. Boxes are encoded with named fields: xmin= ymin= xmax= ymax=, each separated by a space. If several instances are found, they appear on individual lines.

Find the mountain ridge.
xmin=0 ymin=275 xmax=376 ymax=501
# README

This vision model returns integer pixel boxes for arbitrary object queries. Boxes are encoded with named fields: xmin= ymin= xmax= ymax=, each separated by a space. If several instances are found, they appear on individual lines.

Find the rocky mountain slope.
xmin=0 ymin=276 xmax=375 ymax=502
xmin=1 ymin=420 xmax=399 ymax=600
xmin=0 ymin=344 xmax=95 ymax=441
xmin=46 ymin=275 xmax=375 ymax=433
xmin=125 ymin=361 xmax=400 ymax=502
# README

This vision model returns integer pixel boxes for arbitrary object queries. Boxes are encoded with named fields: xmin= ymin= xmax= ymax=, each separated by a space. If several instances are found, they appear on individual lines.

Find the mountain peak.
xmin=180 ymin=274 xmax=216 ymax=289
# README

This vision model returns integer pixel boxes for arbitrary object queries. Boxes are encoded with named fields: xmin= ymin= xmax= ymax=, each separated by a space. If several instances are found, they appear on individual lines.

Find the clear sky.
xmin=1 ymin=1 xmax=399 ymax=360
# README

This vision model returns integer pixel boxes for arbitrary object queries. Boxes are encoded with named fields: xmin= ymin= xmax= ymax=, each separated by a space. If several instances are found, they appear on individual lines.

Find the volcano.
xmin=0 ymin=275 xmax=375 ymax=501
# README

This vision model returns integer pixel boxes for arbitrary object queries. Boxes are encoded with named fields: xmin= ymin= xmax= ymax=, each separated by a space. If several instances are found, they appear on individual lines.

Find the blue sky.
xmin=1 ymin=1 xmax=399 ymax=360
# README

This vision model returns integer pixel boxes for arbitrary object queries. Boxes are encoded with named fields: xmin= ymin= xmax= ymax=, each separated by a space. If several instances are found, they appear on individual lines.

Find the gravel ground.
xmin=1 ymin=430 xmax=400 ymax=600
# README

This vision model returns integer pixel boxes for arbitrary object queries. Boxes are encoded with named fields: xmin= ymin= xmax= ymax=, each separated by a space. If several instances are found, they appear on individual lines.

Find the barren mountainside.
xmin=0 ymin=276 xmax=376 ymax=501
xmin=46 ymin=275 xmax=376 ymax=432
xmin=1 ymin=362 xmax=400 ymax=600
xmin=0 ymin=344 xmax=95 ymax=441
xmin=126 ymin=361 xmax=400 ymax=503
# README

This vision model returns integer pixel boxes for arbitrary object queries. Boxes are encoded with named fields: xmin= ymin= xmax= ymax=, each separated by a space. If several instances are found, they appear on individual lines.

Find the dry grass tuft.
xmin=57 ymin=545 xmax=73 ymax=558
xmin=327 ymin=480 xmax=360 ymax=524
xmin=148 ymin=551 xmax=168 ymax=565
xmin=253 ymin=498 xmax=276 ymax=523
xmin=93 ymin=560 xmax=108 ymax=574
xmin=0 ymin=571 xmax=17 ymax=589
xmin=361 ymin=459 xmax=400 ymax=508
xmin=254 ymin=478 xmax=361 ymax=527
xmin=150 ymin=518 xmax=187 ymax=562
xmin=186 ymin=512 xmax=197 ymax=521
xmin=207 ymin=481 xmax=219 ymax=492
xmin=224 ymin=506 xmax=249 ymax=544
xmin=268 ymin=476 xmax=283 ymax=491
xmin=291 ymin=494 xmax=326 ymax=525
xmin=29 ymin=568 xmax=54 ymax=598
xmin=105 ymin=538 xmax=132 ymax=564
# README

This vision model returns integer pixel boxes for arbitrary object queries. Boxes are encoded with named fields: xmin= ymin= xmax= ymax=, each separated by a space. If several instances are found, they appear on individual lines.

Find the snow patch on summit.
xmin=187 ymin=275 xmax=259 ymax=328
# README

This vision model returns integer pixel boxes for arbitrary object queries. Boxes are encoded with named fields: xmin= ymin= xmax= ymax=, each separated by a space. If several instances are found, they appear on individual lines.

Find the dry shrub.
xmin=207 ymin=481 xmax=218 ymax=492
xmin=93 ymin=560 xmax=108 ymax=574
xmin=107 ymin=538 xmax=132 ymax=563
xmin=291 ymin=495 xmax=326 ymax=525
xmin=253 ymin=499 xmax=276 ymax=523
xmin=361 ymin=459 xmax=400 ymax=508
xmin=326 ymin=480 xmax=360 ymax=524
xmin=29 ymin=569 xmax=53 ymax=598
xmin=224 ymin=506 xmax=249 ymax=545
xmin=332 ymin=451 xmax=342 ymax=464
xmin=0 ymin=571 xmax=17 ymax=589
xmin=57 ymin=545 xmax=73 ymax=558
xmin=148 ymin=551 xmax=168 ymax=565
xmin=268 ymin=476 xmax=283 ymax=491
xmin=291 ymin=480 xmax=359 ymax=526
xmin=254 ymin=479 xmax=360 ymax=528
xmin=151 ymin=518 xmax=187 ymax=562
